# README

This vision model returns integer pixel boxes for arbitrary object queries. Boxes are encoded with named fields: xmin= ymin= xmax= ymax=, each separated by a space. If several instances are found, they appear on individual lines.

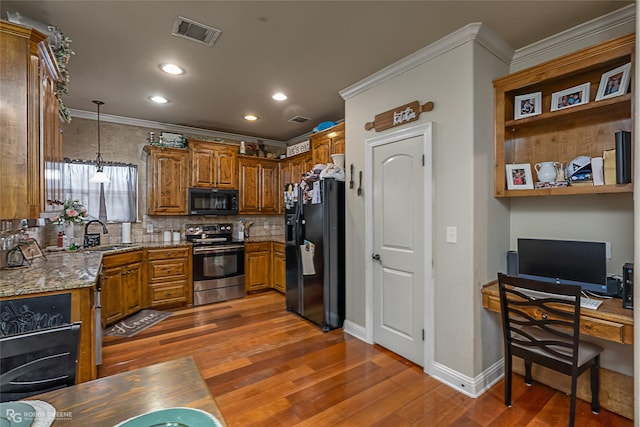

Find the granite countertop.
xmin=245 ymin=234 xmax=285 ymax=244
xmin=0 ymin=241 xmax=194 ymax=298
xmin=0 ymin=251 xmax=103 ymax=298
xmin=0 ymin=238 xmax=290 ymax=299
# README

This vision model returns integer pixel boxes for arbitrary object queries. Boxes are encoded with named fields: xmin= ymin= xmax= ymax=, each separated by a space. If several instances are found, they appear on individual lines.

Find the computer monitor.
xmin=517 ymin=238 xmax=607 ymax=294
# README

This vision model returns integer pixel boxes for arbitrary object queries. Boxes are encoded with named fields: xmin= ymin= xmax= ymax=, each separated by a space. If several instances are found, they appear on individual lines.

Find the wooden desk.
xmin=481 ymin=280 xmax=634 ymax=419
xmin=30 ymin=356 xmax=226 ymax=426
xmin=481 ymin=281 xmax=633 ymax=344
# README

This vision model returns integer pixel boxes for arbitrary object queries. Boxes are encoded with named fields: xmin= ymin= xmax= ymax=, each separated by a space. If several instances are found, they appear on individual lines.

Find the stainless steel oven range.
xmin=185 ymin=223 xmax=245 ymax=306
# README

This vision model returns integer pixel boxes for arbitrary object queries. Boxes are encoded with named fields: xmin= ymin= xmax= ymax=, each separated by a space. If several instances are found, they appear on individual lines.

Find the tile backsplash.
xmin=42 ymin=215 xmax=284 ymax=248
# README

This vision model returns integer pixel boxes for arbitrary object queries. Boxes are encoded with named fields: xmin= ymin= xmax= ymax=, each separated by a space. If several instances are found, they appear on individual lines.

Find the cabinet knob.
xmin=167 ymin=252 xmax=172 ymax=257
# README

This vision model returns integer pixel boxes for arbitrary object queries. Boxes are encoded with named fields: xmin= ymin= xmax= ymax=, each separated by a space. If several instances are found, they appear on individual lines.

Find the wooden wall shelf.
xmin=494 ymin=33 xmax=635 ymax=198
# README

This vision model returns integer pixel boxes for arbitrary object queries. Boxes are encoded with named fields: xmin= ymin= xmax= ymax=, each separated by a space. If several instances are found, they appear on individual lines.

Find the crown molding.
xmin=511 ymin=4 xmax=635 ymax=67
xmin=339 ymin=22 xmax=513 ymax=101
xmin=68 ymin=108 xmax=287 ymax=147
xmin=339 ymin=5 xmax=634 ymax=101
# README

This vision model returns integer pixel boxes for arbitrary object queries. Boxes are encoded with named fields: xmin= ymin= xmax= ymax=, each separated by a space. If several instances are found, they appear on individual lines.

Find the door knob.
xmin=372 ymin=253 xmax=381 ymax=261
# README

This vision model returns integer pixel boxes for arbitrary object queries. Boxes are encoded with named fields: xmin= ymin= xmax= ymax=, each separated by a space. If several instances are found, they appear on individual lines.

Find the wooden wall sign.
xmin=286 ymin=139 xmax=310 ymax=157
xmin=365 ymin=101 xmax=434 ymax=132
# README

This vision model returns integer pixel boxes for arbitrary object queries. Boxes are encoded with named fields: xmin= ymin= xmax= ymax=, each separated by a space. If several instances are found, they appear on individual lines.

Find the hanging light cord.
xmin=93 ymin=100 xmax=105 ymax=171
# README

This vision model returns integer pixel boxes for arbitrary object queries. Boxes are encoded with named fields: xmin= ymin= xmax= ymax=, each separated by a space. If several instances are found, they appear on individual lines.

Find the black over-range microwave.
xmin=188 ymin=188 xmax=238 ymax=215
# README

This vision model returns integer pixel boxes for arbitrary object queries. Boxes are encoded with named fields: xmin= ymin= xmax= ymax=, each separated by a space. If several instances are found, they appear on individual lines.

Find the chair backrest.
xmin=0 ymin=321 xmax=81 ymax=402
xmin=497 ymin=273 xmax=582 ymax=374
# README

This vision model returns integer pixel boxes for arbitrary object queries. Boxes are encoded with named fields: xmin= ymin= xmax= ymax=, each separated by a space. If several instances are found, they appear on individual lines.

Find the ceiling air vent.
xmin=289 ymin=116 xmax=312 ymax=124
xmin=172 ymin=16 xmax=221 ymax=47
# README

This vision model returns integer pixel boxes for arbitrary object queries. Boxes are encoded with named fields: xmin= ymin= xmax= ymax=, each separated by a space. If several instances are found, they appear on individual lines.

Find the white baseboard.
xmin=342 ymin=320 xmax=371 ymax=343
xmin=431 ymin=358 xmax=504 ymax=398
xmin=342 ymin=320 xmax=505 ymax=398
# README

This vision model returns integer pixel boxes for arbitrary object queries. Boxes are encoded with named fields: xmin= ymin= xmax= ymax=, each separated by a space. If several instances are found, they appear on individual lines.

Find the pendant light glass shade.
xmin=89 ymin=170 xmax=110 ymax=183
xmin=90 ymin=100 xmax=110 ymax=184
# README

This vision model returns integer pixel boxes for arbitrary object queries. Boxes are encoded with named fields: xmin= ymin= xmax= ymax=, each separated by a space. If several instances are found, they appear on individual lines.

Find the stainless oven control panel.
xmin=185 ymin=223 xmax=233 ymax=239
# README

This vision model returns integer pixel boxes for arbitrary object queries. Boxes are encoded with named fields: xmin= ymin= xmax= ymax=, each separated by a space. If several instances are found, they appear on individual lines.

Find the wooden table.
xmin=481 ymin=280 xmax=634 ymax=419
xmin=481 ymin=281 xmax=633 ymax=344
xmin=29 ymin=356 xmax=226 ymax=426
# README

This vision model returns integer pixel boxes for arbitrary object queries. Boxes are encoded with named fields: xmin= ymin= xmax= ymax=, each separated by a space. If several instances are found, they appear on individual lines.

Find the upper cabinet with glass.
xmin=493 ymin=33 xmax=634 ymax=197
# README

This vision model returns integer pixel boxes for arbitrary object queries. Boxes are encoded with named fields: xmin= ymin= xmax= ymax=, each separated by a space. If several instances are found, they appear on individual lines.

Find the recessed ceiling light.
xmin=160 ymin=63 xmax=184 ymax=75
xmin=272 ymin=92 xmax=287 ymax=101
xmin=244 ymin=114 xmax=258 ymax=121
xmin=150 ymin=95 xmax=169 ymax=104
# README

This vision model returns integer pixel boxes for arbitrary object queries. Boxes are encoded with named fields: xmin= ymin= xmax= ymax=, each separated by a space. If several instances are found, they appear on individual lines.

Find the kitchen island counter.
xmin=0 ymin=251 xmax=102 ymax=298
xmin=0 ymin=250 xmax=101 ymax=382
xmin=0 ymin=240 xmax=193 ymax=298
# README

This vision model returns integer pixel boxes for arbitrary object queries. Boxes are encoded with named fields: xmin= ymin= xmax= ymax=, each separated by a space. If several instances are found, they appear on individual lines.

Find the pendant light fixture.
xmin=89 ymin=100 xmax=110 ymax=183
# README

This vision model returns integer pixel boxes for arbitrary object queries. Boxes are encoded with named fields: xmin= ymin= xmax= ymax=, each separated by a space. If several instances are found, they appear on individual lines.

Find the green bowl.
xmin=114 ymin=407 xmax=223 ymax=427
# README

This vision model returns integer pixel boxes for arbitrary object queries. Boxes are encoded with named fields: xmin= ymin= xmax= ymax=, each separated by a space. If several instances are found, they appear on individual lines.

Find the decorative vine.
xmin=53 ymin=32 xmax=74 ymax=123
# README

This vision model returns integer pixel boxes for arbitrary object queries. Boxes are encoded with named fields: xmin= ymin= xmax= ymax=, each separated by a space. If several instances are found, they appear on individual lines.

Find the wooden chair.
xmin=497 ymin=273 xmax=603 ymax=427
xmin=0 ymin=322 xmax=81 ymax=402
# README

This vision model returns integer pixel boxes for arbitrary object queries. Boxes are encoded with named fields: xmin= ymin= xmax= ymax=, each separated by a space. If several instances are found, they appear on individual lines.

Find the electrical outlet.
xmin=146 ymin=223 xmax=153 ymax=234
xmin=605 ymin=241 xmax=611 ymax=259
xmin=264 ymin=221 xmax=269 ymax=229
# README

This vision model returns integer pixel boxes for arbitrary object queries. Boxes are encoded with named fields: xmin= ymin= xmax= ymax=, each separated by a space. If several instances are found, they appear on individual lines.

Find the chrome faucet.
xmin=84 ymin=220 xmax=109 ymax=247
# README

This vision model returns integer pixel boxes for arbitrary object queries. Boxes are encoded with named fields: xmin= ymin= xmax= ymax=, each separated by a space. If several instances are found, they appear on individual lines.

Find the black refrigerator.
xmin=285 ymin=178 xmax=345 ymax=331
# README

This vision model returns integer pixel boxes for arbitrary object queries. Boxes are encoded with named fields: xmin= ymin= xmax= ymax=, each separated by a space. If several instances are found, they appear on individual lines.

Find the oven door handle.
xmin=193 ymin=245 xmax=244 ymax=255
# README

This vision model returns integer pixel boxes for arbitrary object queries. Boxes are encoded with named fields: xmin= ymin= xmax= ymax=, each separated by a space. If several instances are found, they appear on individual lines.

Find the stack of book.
xmin=568 ymin=130 xmax=631 ymax=187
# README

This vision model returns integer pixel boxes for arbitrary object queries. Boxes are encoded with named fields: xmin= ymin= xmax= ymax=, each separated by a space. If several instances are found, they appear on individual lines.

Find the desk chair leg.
xmin=591 ymin=356 xmax=601 ymax=414
xmin=524 ymin=360 xmax=532 ymax=385
xmin=569 ymin=373 xmax=578 ymax=427
xmin=504 ymin=354 xmax=512 ymax=407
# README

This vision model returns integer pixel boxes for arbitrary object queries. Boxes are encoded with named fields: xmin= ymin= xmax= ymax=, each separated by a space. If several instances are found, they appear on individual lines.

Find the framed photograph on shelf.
xmin=514 ymin=92 xmax=542 ymax=119
xmin=18 ymin=238 xmax=46 ymax=265
xmin=506 ymin=164 xmax=534 ymax=190
xmin=550 ymin=83 xmax=590 ymax=111
xmin=595 ymin=62 xmax=631 ymax=101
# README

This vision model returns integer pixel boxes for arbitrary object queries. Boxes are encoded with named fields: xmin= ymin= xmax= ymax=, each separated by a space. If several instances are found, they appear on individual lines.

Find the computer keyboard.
xmin=579 ymin=297 xmax=603 ymax=310
xmin=514 ymin=287 xmax=603 ymax=310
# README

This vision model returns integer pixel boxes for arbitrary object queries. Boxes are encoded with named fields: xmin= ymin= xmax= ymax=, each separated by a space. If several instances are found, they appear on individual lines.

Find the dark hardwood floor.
xmin=100 ymin=291 xmax=632 ymax=426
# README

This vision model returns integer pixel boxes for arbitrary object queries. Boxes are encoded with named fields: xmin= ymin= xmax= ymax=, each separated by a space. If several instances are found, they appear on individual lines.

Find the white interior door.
xmin=371 ymin=129 xmax=427 ymax=366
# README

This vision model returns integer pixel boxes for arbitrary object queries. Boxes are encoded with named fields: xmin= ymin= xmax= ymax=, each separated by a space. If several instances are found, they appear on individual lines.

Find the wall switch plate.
xmin=446 ymin=226 xmax=457 ymax=243
xmin=606 ymin=241 xmax=611 ymax=259
xmin=264 ymin=221 xmax=269 ymax=229
xmin=146 ymin=223 xmax=154 ymax=233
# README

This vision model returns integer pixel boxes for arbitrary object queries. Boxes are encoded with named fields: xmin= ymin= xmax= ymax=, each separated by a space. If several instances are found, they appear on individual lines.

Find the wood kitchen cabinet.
xmin=281 ymin=151 xmax=313 ymax=187
xmin=271 ymin=242 xmax=286 ymax=293
xmin=238 ymin=157 xmax=280 ymax=214
xmin=146 ymin=246 xmax=192 ymax=308
xmin=144 ymin=146 xmax=189 ymax=215
xmin=100 ymin=250 xmax=144 ymax=326
xmin=189 ymin=139 xmax=238 ymax=189
xmin=245 ymin=241 xmax=271 ymax=293
xmin=311 ymin=122 xmax=345 ymax=166
xmin=1 ymin=21 xmax=62 ymax=219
